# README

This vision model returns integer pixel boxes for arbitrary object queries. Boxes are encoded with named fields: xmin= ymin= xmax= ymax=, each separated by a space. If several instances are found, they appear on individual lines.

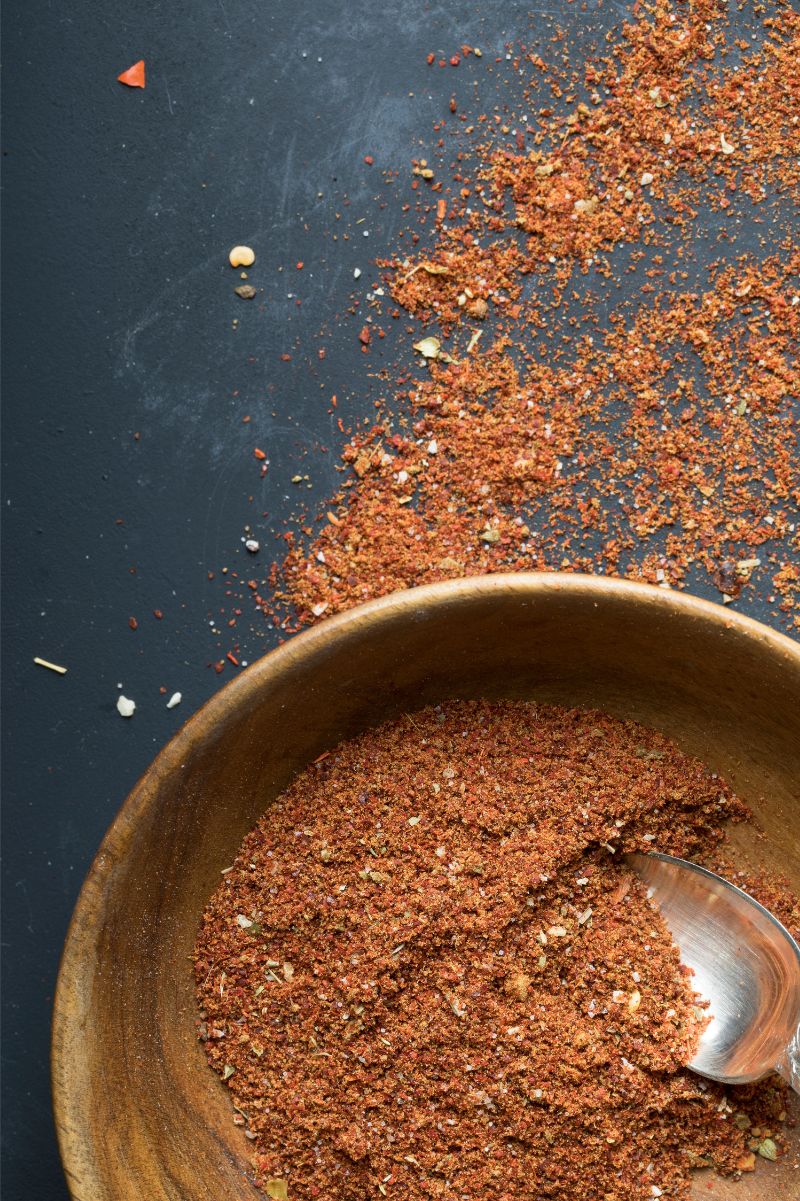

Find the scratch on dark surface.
xmin=164 ymin=76 xmax=175 ymax=116
xmin=278 ymin=132 xmax=298 ymax=221
xmin=216 ymin=0 xmax=231 ymax=34
xmin=15 ymin=880 xmax=35 ymax=934
xmin=119 ymin=252 xmax=222 ymax=371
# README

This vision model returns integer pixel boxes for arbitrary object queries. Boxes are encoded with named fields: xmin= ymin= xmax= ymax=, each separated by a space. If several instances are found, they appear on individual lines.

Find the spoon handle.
xmin=776 ymin=1021 xmax=800 ymax=1094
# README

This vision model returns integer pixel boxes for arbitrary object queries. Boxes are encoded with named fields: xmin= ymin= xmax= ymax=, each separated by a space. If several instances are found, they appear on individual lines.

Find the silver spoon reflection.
xmin=626 ymin=851 xmax=800 ymax=1092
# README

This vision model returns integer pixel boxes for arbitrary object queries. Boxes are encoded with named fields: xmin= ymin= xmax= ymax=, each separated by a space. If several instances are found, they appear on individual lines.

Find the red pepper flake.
xmin=363 ymin=155 xmax=374 ymax=165
xmin=253 ymin=448 xmax=267 ymax=460
xmin=153 ymin=609 xmax=163 ymax=620
xmin=296 ymin=261 xmax=304 ymax=270
xmin=128 ymin=616 xmax=138 ymax=631
xmin=358 ymin=325 xmax=371 ymax=346
xmin=426 ymin=53 xmax=435 ymax=65
xmin=449 ymin=54 xmax=460 ymax=66
xmin=226 ymin=651 xmax=240 ymax=666
xmin=117 ymin=60 xmax=145 ymax=89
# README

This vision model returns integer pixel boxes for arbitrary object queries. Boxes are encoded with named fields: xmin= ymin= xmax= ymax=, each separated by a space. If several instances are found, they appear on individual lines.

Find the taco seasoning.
xmin=195 ymin=701 xmax=795 ymax=1201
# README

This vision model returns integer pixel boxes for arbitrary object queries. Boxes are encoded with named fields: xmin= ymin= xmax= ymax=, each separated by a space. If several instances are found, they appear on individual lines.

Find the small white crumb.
xmin=116 ymin=695 xmax=136 ymax=718
xmin=245 ymin=539 xmax=260 ymax=553
xmin=166 ymin=692 xmax=182 ymax=709
xmin=427 ymin=440 xmax=438 ymax=454
xmin=311 ymin=602 xmax=328 ymax=617
xmin=237 ymin=914 xmax=254 ymax=928
xmin=640 ymin=171 xmax=654 ymax=186
xmin=354 ymin=267 xmax=362 ymax=279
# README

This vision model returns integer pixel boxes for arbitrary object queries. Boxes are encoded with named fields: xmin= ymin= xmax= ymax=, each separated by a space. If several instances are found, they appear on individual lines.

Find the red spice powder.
xmin=239 ymin=1 xmax=799 ymax=637
xmin=195 ymin=701 xmax=795 ymax=1200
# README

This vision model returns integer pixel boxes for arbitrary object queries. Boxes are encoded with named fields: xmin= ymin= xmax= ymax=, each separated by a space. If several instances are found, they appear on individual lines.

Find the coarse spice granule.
xmin=194 ymin=700 xmax=797 ymax=1201
xmin=214 ymin=0 xmax=799 ymax=644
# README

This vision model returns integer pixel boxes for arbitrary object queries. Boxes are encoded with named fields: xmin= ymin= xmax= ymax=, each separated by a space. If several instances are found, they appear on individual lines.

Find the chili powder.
xmin=195 ymin=701 xmax=796 ymax=1200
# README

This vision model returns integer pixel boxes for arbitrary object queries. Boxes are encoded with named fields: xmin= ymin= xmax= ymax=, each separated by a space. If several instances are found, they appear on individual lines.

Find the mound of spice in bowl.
xmin=195 ymin=701 xmax=796 ymax=1200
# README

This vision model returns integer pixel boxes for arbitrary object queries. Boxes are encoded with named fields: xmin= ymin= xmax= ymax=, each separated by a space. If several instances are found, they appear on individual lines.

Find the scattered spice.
xmin=235 ymin=285 xmax=257 ymax=300
xmin=239 ymin=1 xmax=800 ymax=635
xmin=196 ymin=701 xmax=795 ymax=1201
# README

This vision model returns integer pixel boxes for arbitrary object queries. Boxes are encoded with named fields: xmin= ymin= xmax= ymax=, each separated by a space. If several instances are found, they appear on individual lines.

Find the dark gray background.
xmin=1 ymin=1 xmax=794 ymax=1198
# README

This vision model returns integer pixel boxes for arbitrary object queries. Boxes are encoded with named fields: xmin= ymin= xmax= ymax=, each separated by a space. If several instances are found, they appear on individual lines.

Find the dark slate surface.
xmin=1 ymin=1 xmax=794 ymax=1197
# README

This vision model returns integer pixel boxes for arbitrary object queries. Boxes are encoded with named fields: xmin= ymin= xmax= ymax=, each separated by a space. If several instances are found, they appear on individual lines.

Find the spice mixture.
xmin=195 ymin=701 xmax=796 ymax=1200
xmin=205 ymin=0 xmax=800 ymax=649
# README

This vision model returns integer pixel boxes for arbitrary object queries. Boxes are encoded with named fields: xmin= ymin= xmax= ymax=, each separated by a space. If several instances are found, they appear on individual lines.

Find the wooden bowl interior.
xmin=52 ymin=577 xmax=800 ymax=1200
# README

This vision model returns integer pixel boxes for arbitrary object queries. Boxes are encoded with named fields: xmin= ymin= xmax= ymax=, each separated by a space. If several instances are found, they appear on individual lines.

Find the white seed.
xmin=116 ymin=695 xmax=136 ymax=718
xmin=229 ymin=245 xmax=255 ymax=268
xmin=245 ymin=538 xmax=260 ymax=553
xmin=166 ymin=692 xmax=182 ymax=709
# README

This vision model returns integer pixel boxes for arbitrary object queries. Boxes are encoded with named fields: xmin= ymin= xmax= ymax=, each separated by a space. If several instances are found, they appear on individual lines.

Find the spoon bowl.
xmin=627 ymin=851 xmax=800 ymax=1090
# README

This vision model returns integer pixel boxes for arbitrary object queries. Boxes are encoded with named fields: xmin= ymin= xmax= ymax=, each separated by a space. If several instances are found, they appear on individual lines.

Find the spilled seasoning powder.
xmin=215 ymin=0 xmax=798 ymax=647
xmin=195 ymin=701 xmax=795 ymax=1200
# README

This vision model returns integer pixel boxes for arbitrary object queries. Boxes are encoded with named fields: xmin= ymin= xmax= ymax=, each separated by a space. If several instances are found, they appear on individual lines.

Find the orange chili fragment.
xmin=117 ymin=60 xmax=146 ymax=89
xmin=253 ymin=448 xmax=267 ymax=461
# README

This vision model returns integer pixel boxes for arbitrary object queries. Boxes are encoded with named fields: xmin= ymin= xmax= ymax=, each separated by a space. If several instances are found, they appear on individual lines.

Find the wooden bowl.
xmin=52 ymin=574 xmax=800 ymax=1200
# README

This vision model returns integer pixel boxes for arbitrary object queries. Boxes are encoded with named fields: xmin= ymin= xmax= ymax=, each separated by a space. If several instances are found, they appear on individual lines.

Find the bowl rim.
xmin=50 ymin=571 xmax=800 ymax=1197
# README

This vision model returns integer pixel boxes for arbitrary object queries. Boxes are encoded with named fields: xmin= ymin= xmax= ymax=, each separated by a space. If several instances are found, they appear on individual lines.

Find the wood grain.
xmin=51 ymin=574 xmax=800 ymax=1200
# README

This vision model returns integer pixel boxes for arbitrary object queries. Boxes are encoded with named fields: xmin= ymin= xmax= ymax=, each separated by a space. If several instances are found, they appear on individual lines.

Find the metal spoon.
xmin=626 ymin=851 xmax=800 ymax=1092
